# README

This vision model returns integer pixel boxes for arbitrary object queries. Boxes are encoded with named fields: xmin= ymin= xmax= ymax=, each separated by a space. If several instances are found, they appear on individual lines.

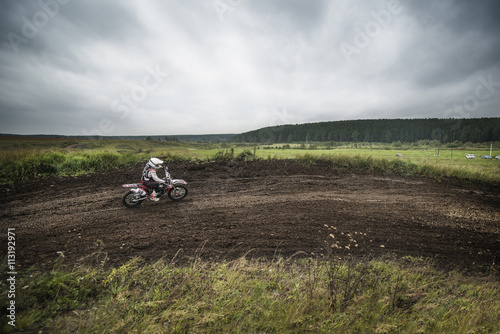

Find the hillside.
xmin=0 ymin=133 xmax=237 ymax=143
xmin=231 ymin=118 xmax=500 ymax=143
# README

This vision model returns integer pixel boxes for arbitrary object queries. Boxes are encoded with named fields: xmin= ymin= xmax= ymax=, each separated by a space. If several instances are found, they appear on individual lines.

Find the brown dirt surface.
xmin=0 ymin=160 xmax=499 ymax=273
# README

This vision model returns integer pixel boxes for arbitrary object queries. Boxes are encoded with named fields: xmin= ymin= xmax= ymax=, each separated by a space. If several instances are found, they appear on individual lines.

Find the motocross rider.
xmin=141 ymin=158 xmax=167 ymax=201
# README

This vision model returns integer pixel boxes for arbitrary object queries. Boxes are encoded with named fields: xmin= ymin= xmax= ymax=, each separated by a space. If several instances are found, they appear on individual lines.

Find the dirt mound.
xmin=0 ymin=160 xmax=499 ymax=273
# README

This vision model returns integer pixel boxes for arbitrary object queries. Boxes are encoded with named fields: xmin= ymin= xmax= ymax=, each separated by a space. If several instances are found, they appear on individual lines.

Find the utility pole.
xmin=490 ymin=143 xmax=493 ymax=157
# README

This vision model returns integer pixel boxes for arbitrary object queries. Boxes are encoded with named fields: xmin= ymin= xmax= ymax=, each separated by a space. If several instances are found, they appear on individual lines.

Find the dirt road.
xmin=1 ymin=160 xmax=499 ymax=272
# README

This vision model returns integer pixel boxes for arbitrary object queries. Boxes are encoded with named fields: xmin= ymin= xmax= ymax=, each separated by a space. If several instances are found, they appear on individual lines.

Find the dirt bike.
xmin=121 ymin=167 xmax=188 ymax=208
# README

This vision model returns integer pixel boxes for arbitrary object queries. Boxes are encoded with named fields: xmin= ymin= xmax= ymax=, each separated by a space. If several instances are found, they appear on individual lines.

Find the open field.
xmin=1 ymin=138 xmax=499 ymax=332
xmin=257 ymin=142 xmax=500 ymax=180
xmin=1 ymin=137 xmax=500 ymax=184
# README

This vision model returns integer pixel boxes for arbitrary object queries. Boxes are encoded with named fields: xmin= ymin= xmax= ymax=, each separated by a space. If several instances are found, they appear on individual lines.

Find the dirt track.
xmin=0 ymin=160 xmax=499 ymax=272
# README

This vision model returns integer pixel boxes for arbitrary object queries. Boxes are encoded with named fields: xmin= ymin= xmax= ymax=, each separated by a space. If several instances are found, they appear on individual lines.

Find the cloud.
xmin=0 ymin=0 xmax=499 ymax=136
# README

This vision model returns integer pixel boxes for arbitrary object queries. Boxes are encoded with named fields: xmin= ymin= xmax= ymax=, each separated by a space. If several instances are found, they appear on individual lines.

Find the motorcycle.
xmin=121 ymin=167 xmax=188 ymax=208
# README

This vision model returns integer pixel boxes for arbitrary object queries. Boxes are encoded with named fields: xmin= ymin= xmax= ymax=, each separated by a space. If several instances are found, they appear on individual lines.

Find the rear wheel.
xmin=122 ymin=191 xmax=144 ymax=208
xmin=168 ymin=185 xmax=188 ymax=201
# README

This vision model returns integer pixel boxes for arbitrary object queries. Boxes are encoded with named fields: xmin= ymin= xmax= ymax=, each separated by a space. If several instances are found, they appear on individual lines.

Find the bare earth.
xmin=1 ymin=160 xmax=499 ymax=273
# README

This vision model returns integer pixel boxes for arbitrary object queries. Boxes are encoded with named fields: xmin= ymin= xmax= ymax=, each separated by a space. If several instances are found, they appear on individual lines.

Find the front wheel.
xmin=168 ymin=185 xmax=188 ymax=201
xmin=122 ymin=190 xmax=143 ymax=208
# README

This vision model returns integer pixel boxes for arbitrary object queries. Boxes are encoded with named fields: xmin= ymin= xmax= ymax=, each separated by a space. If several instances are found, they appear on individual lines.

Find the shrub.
xmin=236 ymin=149 xmax=255 ymax=161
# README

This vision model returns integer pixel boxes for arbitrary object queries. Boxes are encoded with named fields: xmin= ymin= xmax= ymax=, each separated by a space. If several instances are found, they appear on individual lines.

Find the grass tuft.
xmin=2 ymin=255 xmax=499 ymax=333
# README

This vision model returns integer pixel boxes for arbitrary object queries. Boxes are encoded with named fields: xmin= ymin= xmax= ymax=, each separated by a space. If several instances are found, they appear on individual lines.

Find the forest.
xmin=231 ymin=118 xmax=500 ymax=144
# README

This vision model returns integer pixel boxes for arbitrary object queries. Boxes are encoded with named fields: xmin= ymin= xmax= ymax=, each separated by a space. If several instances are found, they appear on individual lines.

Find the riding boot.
xmin=150 ymin=190 xmax=160 ymax=201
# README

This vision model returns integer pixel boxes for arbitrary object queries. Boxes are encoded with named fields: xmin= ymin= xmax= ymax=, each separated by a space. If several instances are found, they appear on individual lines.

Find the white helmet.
xmin=148 ymin=158 xmax=163 ymax=169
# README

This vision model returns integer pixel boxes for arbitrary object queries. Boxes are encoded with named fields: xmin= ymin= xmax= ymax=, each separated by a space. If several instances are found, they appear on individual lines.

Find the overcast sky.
xmin=1 ymin=0 xmax=499 ymax=136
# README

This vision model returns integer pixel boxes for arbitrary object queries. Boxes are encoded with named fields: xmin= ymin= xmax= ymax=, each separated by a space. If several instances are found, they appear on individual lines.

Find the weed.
xmin=1 ymin=253 xmax=499 ymax=333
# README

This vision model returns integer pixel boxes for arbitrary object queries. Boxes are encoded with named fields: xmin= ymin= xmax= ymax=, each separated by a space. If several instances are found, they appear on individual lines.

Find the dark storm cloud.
xmin=60 ymin=1 xmax=144 ymax=43
xmin=1 ymin=0 xmax=143 ymax=50
xmin=245 ymin=0 xmax=329 ymax=33
xmin=0 ymin=0 xmax=154 ymax=134
xmin=398 ymin=0 xmax=500 ymax=88
xmin=0 ymin=0 xmax=499 ymax=135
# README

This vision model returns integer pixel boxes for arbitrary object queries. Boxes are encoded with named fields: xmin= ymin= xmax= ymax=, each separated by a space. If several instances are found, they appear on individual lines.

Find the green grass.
xmin=2 ymin=253 xmax=499 ymax=333
xmin=0 ymin=150 xmax=188 ymax=182
xmin=1 ymin=138 xmax=499 ymax=185
xmin=257 ymin=145 xmax=500 ymax=183
xmin=290 ymin=152 xmax=499 ymax=186
xmin=0 ymin=138 xmax=195 ymax=182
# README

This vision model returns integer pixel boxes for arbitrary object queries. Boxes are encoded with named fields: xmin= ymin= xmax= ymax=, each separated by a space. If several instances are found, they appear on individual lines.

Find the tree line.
xmin=231 ymin=118 xmax=500 ymax=144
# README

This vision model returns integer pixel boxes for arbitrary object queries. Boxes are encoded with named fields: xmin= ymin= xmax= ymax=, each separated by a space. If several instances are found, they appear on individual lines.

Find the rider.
xmin=141 ymin=158 xmax=167 ymax=201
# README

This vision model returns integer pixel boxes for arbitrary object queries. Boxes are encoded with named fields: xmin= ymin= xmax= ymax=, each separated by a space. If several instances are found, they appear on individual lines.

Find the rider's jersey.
xmin=141 ymin=163 xmax=165 ymax=183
